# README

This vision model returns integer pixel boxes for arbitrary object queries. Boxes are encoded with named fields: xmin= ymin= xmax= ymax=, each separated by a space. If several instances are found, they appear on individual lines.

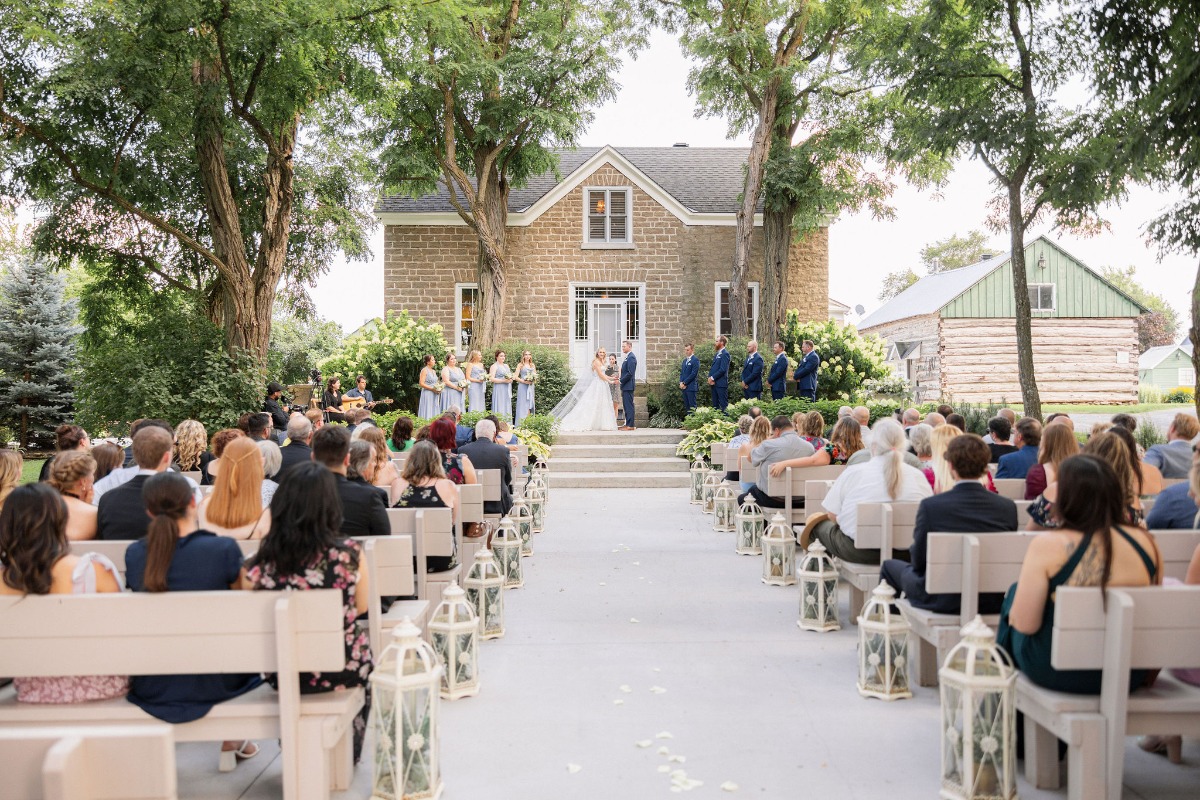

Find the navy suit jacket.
xmin=620 ymin=352 xmax=637 ymax=392
xmin=741 ymin=352 xmax=764 ymax=393
xmin=767 ymin=353 xmax=788 ymax=394
xmin=794 ymin=350 xmax=820 ymax=392
xmin=709 ymin=348 xmax=730 ymax=388
xmin=995 ymin=445 xmax=1039 ymax=479
xmin=679 ymin=355 xmax=699 ymax=391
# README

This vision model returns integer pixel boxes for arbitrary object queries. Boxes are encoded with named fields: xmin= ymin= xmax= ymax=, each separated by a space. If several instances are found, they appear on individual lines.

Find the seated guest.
xmin=347 ymin=440 xmax=380 ymax=486
xmin=49 ymin=452 xmax=99 ymax=541
xmin=247 ymin=463 xmax=372 ymax=763
xmin=1110 ymin=413 xmax=1143 ymax=458
xmin=937 ymin=403 xmax=955 ymax=418
xmin=388 ymin=416 xmax=415 ymax=453
xmin=0 ymin=450 xmax=21 ymax=512
xmin=1108 ymin=425 xmax=1162 ymax=495
xmin=445 ymin=406 xmax=475 ymax=448
xmin=94 ymin=419 xmax=175 ymax=501
xmin=393 ymin=440 xmax=460 ymax=572
xmin=1024 ymin=423 xmax=1078 ymax=499
xmin=945 ymin=413 xmax=967 ymax=432
xmin=174 ymin=420 xmax=208 ymax=475
xmin=344 ymin=407 xmax=365 ymax=437
xmin=772 ymin=417 xmax=863 ymax=474
xmin=125 ymin=472 xmax=261 ymax=770
xmin=97 ymin=426 xmax=184 ymax=540
xmin=305 ymin=407 xmax=325 ymax=433
xmin=429 ymin=416 xmax=477 ymax=486
xmin=1 ymin=484 xmax=129 ymax=702
xmin=38 ymin=423 xmax=90 ymax=482
xmin=1028 ymin=431 xmax=1146 ymax=529
xmin=796 ymin=410 xmax=828 ymax=451
xmin=457 ymin=418 xmax=514 ymax=515
xmin=925 ymin=424 xmax=961 ymax=493
xmin=256 ymin=440 xmax=282 ymax=507
xmin=901 ymin=407 xmax=922 ymax=436
xmin=808 ymin=419 xmax=933 ymax=563
xmin=199 ymin=437 xmax=271 ymax=540
xmin=837 ymin=406 xmax=853 ymax=420
xmin=245 ymin=412 xmax=272 ymax=442
xmin=923 ymin=411 xmax=946 ymax=428
xmin=1089 ymin=421 xmax=1112 ymax=438
xmin=738 ymin=415 xmax=814 ymax=510
xmin=494 ymin=418 xmax=519 ymax=447
xmin=983 ymin=407 xmax=1017 ymax=444
xmin=986 ymin=416 xmax=1018 ymax=462
xmin=725 ymin=416 xmax=754 ymax=482
xmin=91 ymin=443 xmax=123 ymax=483
xmin=1045 ymin=412 xmax=1074 ymax=432
xmin=738 ymin=416 xmax=772 ymax=492
xmin=202 ymin=428 xmax=246 ymax=485
xmin=278 ymin=414 xmax=314 ymax=476
xmin=909 ymin=423 xmax=934 ymax=470
xmin=995 ymin=417 xmax=1041 ymax=479
xmin=998 ymin=454 xmax=1161 ymax=694
xmin=853 ymin=406 xmax=872 ymax=446
xmin=1145 ymin=457 xmax=1199 ymax=530
xmin=882 ymin=435 xmax=1018 ymax=613
xmin=748 ymin=406 xmax=763 ymax=420
xmin=1145 ymin=413 xmax=1200 ymax=478
xmin=311 ymin=425 xmax=389 ymax=536
xmin=354 ymin=425 xmax=401 ymax=501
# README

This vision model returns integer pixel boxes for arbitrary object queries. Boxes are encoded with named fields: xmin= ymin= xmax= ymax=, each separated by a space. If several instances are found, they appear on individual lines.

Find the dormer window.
xmin=583 ymin=187 xmax=633 ymax=248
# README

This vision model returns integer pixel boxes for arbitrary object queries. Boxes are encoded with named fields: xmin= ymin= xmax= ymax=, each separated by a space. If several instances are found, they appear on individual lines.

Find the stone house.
xmin=857 ymin=236 xmax=1147 ymax=404
xmin=376 ymin=145 xmax=829 ymax=380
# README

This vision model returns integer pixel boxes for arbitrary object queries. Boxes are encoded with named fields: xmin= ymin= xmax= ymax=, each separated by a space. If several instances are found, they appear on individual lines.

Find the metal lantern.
xmin=689 ymin=458 xmax=707 ymax=504
xmin=532 ymin=456 xmax=550 ymax=496
xmin=527 ymin=479 xmax=546 ymax=534
xmin=701 ymin=469 xmax=721 ymax=514
xmin=463 ymin=548 xmax=505 ymax=640
xmin=857 ymin=581 xmax=912 ymax=701
xmin=529 ymin=469 xmax=549 ymax=507
xmin=760 ymin=513 xmax=797 ymax=586
xmin=370 ymin=617 xmax=444 ymax=800
xmin=797 ymin=541 xmax=840 ymax=632
xmin=939 ymin=617 xmax=1017 ymax=800
xmin=511 ymin=495 xmax=534 ymax=556
xmin=734 ymin=498 xmax=765 ymax=555
xmin=712 ymin=481 xmax=737 ymax=532
xmin=491 ymin=516 xmax=523 ymax=589
xmin=428 ymin=582 xmax=480 ymax=701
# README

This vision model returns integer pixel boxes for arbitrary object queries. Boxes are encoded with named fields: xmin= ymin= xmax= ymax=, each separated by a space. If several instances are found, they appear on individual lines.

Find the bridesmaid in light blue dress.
xmin=440 ymin=353 xmax=467 ymax=413
xmin=466 ymin=350 xmax=488 ymax=413
xmin=514 ymin=351 xmax=537 ymax=426
xmin=417 ymin=355 xmax=442 ymax=419
xmin=489 ymin=350 xmax=513 ymax=419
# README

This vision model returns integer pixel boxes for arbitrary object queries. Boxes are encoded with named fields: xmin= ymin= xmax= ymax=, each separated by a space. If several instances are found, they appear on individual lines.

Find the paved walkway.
xmin=179 ymin=488 xmax=1199 ymax=798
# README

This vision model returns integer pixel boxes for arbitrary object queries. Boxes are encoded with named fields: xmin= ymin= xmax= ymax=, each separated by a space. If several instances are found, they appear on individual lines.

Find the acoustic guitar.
xmin=340 ymin=396 xmax=393 ymax=413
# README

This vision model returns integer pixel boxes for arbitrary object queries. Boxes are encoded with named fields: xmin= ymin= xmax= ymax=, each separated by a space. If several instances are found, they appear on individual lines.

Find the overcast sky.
xmin=314 ymin=29 xmax=1193 ymax=336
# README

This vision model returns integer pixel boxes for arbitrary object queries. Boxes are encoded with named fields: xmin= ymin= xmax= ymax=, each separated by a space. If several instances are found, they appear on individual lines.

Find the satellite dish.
xmin=854 ymin=304 xmax=866 ymax=315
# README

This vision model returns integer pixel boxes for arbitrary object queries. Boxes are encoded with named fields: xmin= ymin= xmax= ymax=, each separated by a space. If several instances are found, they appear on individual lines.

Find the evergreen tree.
xmin=0 ymin=257 xmax=80 ymax=448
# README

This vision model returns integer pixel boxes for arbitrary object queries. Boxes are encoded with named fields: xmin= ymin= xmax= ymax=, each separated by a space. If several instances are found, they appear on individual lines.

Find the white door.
xmin=591 ymin=303 xmax=623 ymax=360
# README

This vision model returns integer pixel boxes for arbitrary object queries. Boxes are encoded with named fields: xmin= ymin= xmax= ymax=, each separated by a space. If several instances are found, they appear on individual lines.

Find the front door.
xmin=591 ymin=302 xmax=624 ymax=361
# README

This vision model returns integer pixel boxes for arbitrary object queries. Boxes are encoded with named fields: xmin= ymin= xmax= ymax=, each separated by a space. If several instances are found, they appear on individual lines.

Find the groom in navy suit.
xmin=678 ymin=343 xmax=699 ymax=413
xmin=619 ymin=340 xmax=637 ymax=430
xmin=767 ymin=340 xmax=788 ymax=399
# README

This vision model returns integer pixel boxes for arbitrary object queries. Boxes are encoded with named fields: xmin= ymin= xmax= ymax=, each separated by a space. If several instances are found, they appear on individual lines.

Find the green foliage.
xmin=1135 ymin=420 xmax=1166 ymax=451
xmin=646 ymin=337 xmax=755 ymax=420
xmin=685 ymin=397 xmax=911 ymax=432
xmin=374 ymin=409 xmax=428 ymax=438
xmin=492 ymin=342 xmax=574 ymax=414
xmin=513 ymin=428 xmax=552 ymax=461
xmin=0 ymin=256 xmax=80 ymax=448
xmin=1166 ymin=387 xmax=1195 ymax=404
xmin=320 ymin=311 xmax=451 ymax=415
xmin=921 ymin=230 xmax=990 ymax=272
xmin=676 ymin=419 xmax=740 ymax=463
xmin=648 ymin=410 xmax=683 ymax=429
xmin=1100 ymin=266 xmax=1180 ymax=352
xmin=681 ymin=406 xmax=730 ymax=431
xmin=267 ymin=311 xmax=344 ymax=387
xmin=517 ymin=413 xmax=559 ymax=447
xmin=878 ymin=268 xmax=920 ymax=302
xmin=778 ymin=314 xmax=889 ymax=400
xmin=944 ymin=401 xmax=1002 ymax=436
xmin=1138 ymin=384 xmax=1164 ymax=404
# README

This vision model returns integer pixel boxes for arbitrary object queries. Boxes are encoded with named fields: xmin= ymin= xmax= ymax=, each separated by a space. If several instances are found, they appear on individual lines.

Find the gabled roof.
xmin=1139 ymin=342 xmax=1194 ymax=370
xmin=375 ymin=145 xmax=761 ymax=228
xmin=857 ymin=252 xmax=1009 ymax=330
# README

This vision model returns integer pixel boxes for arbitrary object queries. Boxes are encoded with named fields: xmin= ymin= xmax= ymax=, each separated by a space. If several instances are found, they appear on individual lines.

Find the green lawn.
xmin=1011 ymin=403 xmax=1187 ymax=415
xmin=20 ymin=457 xmax=46 ymax=485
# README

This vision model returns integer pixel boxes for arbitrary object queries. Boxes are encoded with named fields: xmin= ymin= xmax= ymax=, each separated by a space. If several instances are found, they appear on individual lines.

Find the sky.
xmin=314 ymin=29 xmax=1193 ymax=336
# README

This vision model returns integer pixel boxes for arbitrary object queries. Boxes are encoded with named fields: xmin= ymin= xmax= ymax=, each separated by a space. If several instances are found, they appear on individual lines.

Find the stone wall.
xmin=383 ymin=163 xmax=829 ymax=378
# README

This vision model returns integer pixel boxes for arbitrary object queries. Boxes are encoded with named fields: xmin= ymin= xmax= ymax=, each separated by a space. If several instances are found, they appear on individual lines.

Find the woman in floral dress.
xmin=246 ymin=462 xmax=373 ymax=762
xmin=440 ymin=353 xmax=467 ymax=413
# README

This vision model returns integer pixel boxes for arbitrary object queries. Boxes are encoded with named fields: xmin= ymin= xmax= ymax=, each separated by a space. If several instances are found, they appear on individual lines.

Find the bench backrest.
xmin=710 ymin=443 xmax=726 ymax=466
xmin=0 ymin=724 xmax=176 ymax=800
xmin=854 ymin=502 xmax=921 ymax=555
xmin=458 ymin=483 xmax=484 ymax=524
xmin=765 ymin=465 xmax=848 ymax=497
xmin=723 ymin=445 xmax=741 ymax=473
xmin=477 ymin=469 xmax=502 ymax=503
xmin=69 ymin=540 xmax=259 ymax=580
xmin=1051 ymin=585 xmax=1200 ymax=671
xmin=1150 ymin=529 xmax=1200 ymax=581
xmin=804 ymin=480 xmax=836 ymax=514
xmin=992 ymin=479 xmax=1026 ymax=500
xmin=181 ymin=471 xmax=202 ymax=485
xmin=364 ymin=536 xmax=418 ymax=655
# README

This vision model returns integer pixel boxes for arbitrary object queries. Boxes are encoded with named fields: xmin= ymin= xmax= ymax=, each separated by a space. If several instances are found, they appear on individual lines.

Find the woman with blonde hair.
xmin=1024 ymin=423 xmax=1079 ymax=500
xmin=174 ymin=420 xmax=208 ymax=473
xmin=465 ymin=350 xmax=488 ymax=413
xmin=48 ymin=451 xmax=99 ymax=540
xmin=199 ymin=437 xmax=270 ymax=539
xmin=355 ymin=425 xmax=401 ymax=502
xmin=737 ymin=416 xmax=773 ymax=492
xmin=798 ymin=410 xmax=828 ymax=449
xmin=927 ymin=424 xmax=963 ymax=493
xmin=0 ymin=450 xmax=21 ymax=512
xmin=392 ymin=440 xmax=459 ymax=572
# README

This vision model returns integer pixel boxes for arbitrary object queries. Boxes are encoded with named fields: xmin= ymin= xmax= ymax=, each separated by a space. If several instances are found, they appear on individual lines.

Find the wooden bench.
xmin=1016 ymin=497 xmax=1160 ymax=530
xmin=836 ymin=501 xmax=920 ymax=617
xmin=363 ymin=536 xmax=430 ymax=653
xmin=181 ymin=470 xmax=202 ymax=485
xmin=804 ymin=480 xmax=836 ymax=516
xmin=1019 ymin=586 xmax=1200 ymax=800
xmin=992 ymin=478 xmax=1026 ymax=500
xmin=0 ymin=590 xmax=359 ymax=800
xmin=0 ymin=724 xmax=177 ymax=800
xmin=70 ymin=540 xmax=259 ymax=579
xmin=763 ymin=465 xmax=847 ymax=526
xmin=710 ymin=443 xmax=726 ymax=469
xmin=477 ymin=469 xmax=503 ymax=524
xmin=722 ymin=444 xmax=742 ymax=476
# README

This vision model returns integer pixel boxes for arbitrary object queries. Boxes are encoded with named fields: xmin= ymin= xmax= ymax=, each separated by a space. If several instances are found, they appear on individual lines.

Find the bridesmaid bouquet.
xmin=433 ymin=381 xmax=445 ymax=393
xmin=456 ymin=378 xmax=469 ymax=391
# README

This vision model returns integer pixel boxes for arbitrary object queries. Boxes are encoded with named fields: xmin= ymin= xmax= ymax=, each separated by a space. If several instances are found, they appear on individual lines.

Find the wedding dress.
xmin=550 ymin=359 xmax=618 ymax=432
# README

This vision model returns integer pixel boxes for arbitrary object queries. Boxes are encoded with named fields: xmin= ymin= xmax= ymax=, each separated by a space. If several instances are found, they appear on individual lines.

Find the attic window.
xmin=1028 ymin=283 xmax=1055 ymax=312
xmin=584 ymin=188 xmax=633 ymax=247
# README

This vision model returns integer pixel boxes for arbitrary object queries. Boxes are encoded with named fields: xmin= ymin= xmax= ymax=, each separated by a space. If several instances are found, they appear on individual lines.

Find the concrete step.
xmin=549 ymin=457 xmax=689 ymax=474
xmin=551 ymin=443 xmax=680 ymax=459
xmin=550 ymin=471 xmax=692 ymax=489
xmin=554 ymin=430 xmax=685 ymax=446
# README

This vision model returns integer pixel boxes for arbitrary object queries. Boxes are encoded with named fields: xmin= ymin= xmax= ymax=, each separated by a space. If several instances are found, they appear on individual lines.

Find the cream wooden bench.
xmin=836 ymin=501 xmax=921 ymax=617
xmin=722 ymin=444 xmax=742 ymax=476
xmin=1020 ymin=586 xmax=1200 ymax=800
xmin=477 ymin=469 xmax=503 ymax=526
xmin=1152 ymin=528 xmax=1200 ymax=580
xmin=0 ymin=724 xmax=176 ymax=800
xmin=804 ymin=480 xmax=835 ymax=516
xmin=1016 ymin=497 xmax=1160 ymax=530
xmin=0 ymin=590 xmax=358 ymax=800
xmin=710 ymin=442 xmax=726 ymax=469
xmin=992 ymin=478 xmax=1026 ymax=500
xmin=69 ymin=540 xmax=260 ymax=579
xmin=181 ymin=470 xmax=202 ymax=485
xmin=363 ymin=536 xmax=430 ymax=652
xmin=457 ymin=483 xmax=486 ymax=567
xmin=388 ymin=507 xmax=459 ymax=606
xmin=764 ymin=465 xmax=847 ymax=526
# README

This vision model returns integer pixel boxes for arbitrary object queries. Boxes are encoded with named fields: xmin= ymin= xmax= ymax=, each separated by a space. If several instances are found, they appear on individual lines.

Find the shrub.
xmin=676 ymin=419 xmax=740 ymax=462
xmin=647 ymin=336 xmax=755 ymax=419
xmin=517 ymin=413 xmax=558 ymax=446
xmin=945 ymin=400 xmax=1003 ymax=436
xmin=492 ymin=341 xmax=574 ymax=414
xmin=513 ymin=428 xmax=552 ymax=460
xmin=373 ymin=409 xmax=428 ymax=437
xmin=320 ymin=311 xmax=451 ymax=415
xmin=1165 ymin=386 xmax=1195 ymax=404
xmin=682 ymin=406 xmax=729 ymax=431
xmin=1138 ymin=383 xmax=1163 ymax=404
xmin=648 ymin=410 xmax=682 ymax=429
xmin=778 ymin=312 xmax=890 ymax=400
xmin=1135 ymin=421 xmax=1166 ymax=451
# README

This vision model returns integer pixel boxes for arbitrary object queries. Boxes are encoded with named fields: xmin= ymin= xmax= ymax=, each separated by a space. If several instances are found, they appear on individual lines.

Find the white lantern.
xmin=491 ymin=516 xmax=523 ymax=589
xmin=797 ymin=541 xmax=840 ymax=632
xmin=370 ymin=617 xmax=444 ymax=800
xmin=532 ymin=456 xmax=550 ymax=495
xmin=712 ymin=481 xmax=736 ymax=532
xmin=463 ymin=548 xmax=505 ymax=640
xmin=689 ymin=458 xmax=707 ymax=504
xmin=857 ymin=581 xmax=912 ymax=701
xmin=760 ymin=513 xmax=796 ymax=586
xmin=701 ymin=469 xmax=721 ymax=514
xmin=734 ymin=498 xmax=765 ymax=555
xmin=428 ymin=582 xmax=480 ymax=701
xmin=939 ymin=617 xmax=1017 ymax=800
xmin=511 ymin=495 xmax=534 ymax=556
xmin=529 ymin=470 xmax=549 ymax=507
xmin=527 ymin=479 xmax=546 ymax=534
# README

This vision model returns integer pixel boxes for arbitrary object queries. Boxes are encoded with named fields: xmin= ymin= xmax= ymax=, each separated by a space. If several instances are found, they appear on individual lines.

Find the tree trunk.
xmin=472 ymin=166 xmax=510 ymax=350
xmin=762 ymin=202 xmax=796 ymax=342
xmin=1007 ymin=182 xmax=1042 ymax=420
xmin=730 ymin=85 xmax=780 ymax=336
xmin=1191 ymin=254 xmax=1200 ymax=420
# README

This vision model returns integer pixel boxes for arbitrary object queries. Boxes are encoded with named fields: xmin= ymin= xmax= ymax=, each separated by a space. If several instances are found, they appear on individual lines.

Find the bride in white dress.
xmin=549 ymin=348 xmax=619 ymax=432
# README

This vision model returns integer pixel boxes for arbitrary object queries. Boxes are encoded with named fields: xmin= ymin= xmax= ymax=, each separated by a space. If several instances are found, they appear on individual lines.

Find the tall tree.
xmin=1101 ymin=266 xmax=1180 ymax=352
xmin=1093 ymin=1 xmax=1200 ymax=412
xmin=0 ymin=0 xmax=379 ymax=366
xmin=372 ymin=0 xmax=644 ymax=348
xmin=874 ymin=0 xmax=1119 ymax=420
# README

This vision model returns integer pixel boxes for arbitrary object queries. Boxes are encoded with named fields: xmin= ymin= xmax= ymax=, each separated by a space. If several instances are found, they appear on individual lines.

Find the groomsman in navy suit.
xmin=708 ymin=336 xmax=731 ymax=411
xmin=619 ymin=340 xmax=638 ymax=430
xmin=740 ymin=340 xmax=764 ymax=400
xmin=767 ymin=340 xmax=789 ymax=400
xmin=794 ymin=339 xmax=820 ymax=400
xmin=678 ymin=343 xmax=699 ymax=413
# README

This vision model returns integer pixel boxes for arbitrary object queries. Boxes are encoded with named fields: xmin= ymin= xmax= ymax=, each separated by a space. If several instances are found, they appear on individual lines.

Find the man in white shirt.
xmin=807 ymin=418 xmax=933 ymax=563
xmin=92 ymin=419 xmax=179 ymax=504
xmin=982 ymin=407 xmax=1016 ymax=444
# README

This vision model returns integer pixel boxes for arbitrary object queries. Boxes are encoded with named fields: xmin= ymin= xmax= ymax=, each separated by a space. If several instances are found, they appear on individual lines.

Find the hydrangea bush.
xmin=778 ymin=313 xmax=890 ymax=400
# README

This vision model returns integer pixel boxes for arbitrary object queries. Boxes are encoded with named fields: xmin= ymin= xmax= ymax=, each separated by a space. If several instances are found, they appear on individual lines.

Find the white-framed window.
xmin=1028 ymin=283 xmax=1055 ymax=312
xmin=454 ymin=283 xmax=479 ymax=354
xmin=1181 ymin=366 xmax=1197 ymax=387
xmin=714 ymin=282 xmax=759 ymax=338
xmin=583 ymin=187 xmax=633 ymax=247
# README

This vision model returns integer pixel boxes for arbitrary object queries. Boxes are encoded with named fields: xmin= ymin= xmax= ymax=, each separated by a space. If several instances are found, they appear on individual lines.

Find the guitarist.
xmin=344 ymin=375 xmax=378 ymax=409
